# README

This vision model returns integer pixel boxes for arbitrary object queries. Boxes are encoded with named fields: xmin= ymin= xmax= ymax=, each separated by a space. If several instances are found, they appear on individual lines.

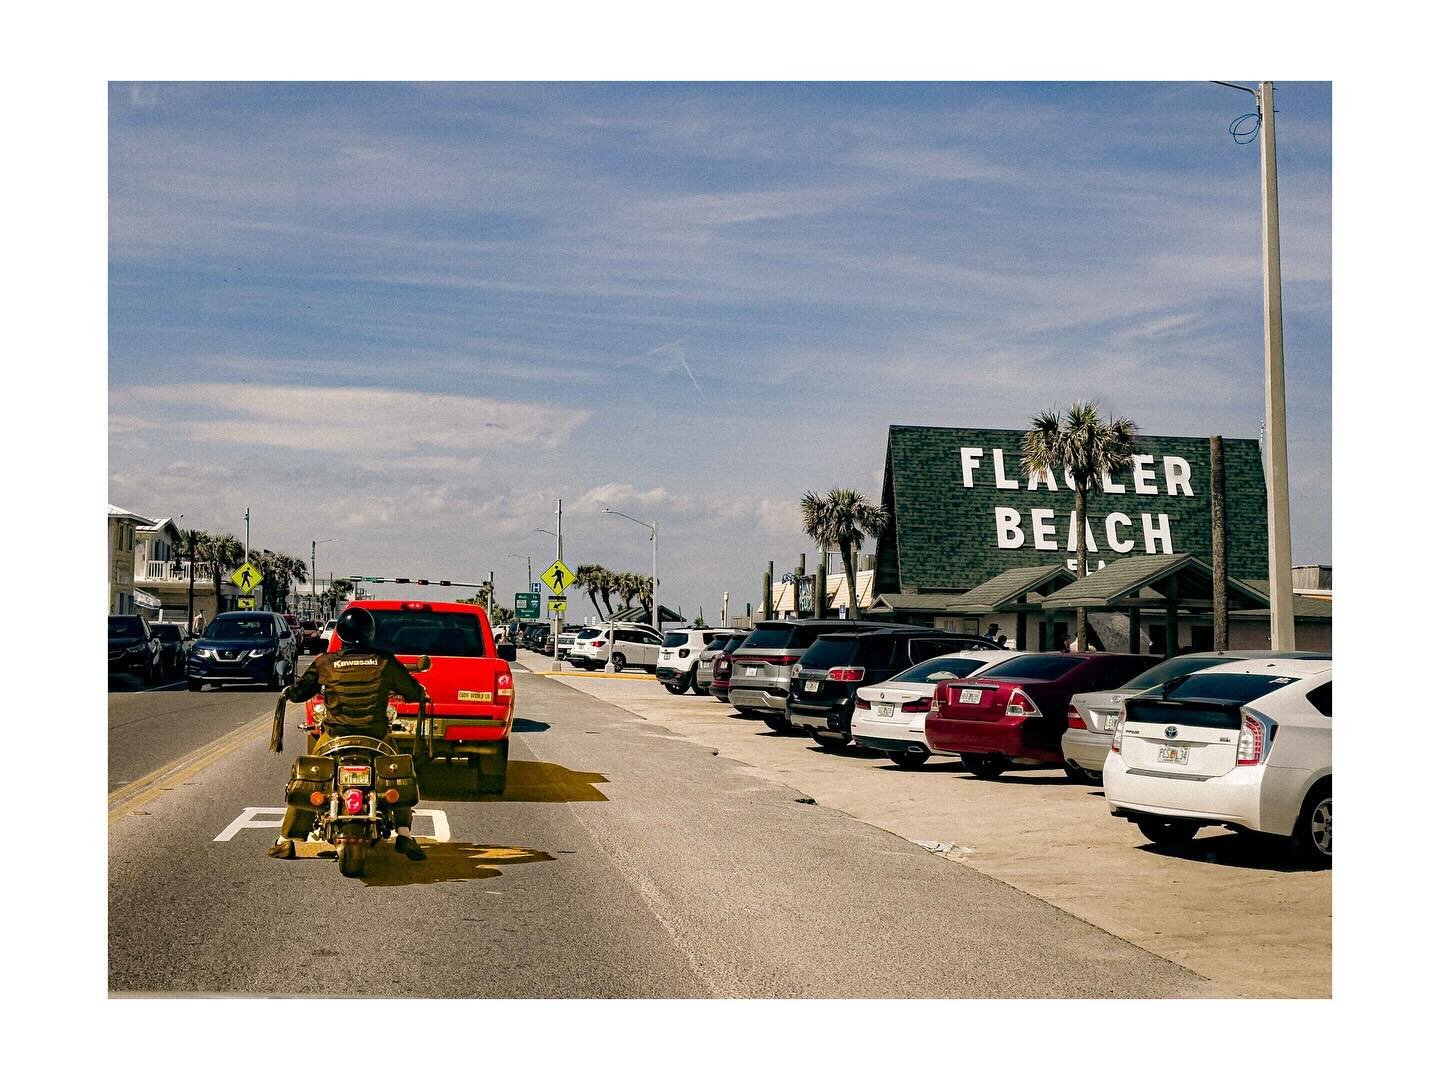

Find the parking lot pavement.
xmin=539 ymin=669 xmax=1332 ymax=998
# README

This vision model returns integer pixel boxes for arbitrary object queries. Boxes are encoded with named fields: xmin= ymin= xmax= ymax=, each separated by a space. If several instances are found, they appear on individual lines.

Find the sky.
xmin=108 ymin=81 xmax=1331 ymax=619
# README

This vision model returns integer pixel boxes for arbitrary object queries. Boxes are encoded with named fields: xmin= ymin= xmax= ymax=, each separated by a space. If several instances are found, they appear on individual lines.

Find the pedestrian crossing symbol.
xmin=230 ymin=561 xmax=261 ymax=594
xmin=540 ymin=559 xmax=575 ymax=594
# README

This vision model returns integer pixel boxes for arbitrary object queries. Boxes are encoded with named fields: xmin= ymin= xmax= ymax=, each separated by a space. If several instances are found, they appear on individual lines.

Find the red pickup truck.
xmin=926 ymin=652 xmax=1153 ymax=780
xmin=305 ymin=600 xmax=516 ymax=793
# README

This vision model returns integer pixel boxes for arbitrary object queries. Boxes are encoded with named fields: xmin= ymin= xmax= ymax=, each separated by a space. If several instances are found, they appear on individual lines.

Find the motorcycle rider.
xmin=268 ymin=606 xmax=428 ymax=861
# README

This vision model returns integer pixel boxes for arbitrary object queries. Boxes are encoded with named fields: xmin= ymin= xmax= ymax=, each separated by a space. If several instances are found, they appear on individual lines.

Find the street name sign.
xmin=515 ymin=592 xmax=541 ymax=619
xmin=541 ymin=559 xmax=576 ymax=594
xmin=230 ymin=561 xmax=261 ymax=594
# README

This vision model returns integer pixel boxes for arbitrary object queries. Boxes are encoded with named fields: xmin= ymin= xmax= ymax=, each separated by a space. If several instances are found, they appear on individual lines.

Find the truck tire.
xmin=476 ymin=741 xmax=509 ymax=795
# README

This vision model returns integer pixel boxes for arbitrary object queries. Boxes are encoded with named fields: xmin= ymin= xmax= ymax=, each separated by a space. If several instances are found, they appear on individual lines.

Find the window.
xmin=662 ymin=631 xmax=690 ymax=648
xmin=893 ymin=655 xmax=991 ymax=685
xmin=1304 ymin=681 xmax=1332 ymax=717
xmin=206 ymin=615 xmax=277 ymax=640
xmin=369 ymin=610 xmax=488 ymax=657
xmin=1118 ymin=655 xmax=1231 ymax=691
xmin=980 ymin=654 xmax=1087 ymax=680
xmin=800 ymin=637 xmax=863 ymax=669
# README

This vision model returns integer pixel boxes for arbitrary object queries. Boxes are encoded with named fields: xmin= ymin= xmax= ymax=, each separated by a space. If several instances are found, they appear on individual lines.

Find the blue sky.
xmin=109 ymin=81 xmax=1331 ymax=617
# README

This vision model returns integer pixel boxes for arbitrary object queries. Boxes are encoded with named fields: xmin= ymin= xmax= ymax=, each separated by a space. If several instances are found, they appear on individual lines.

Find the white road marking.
xmin=139 ymin=680 xmax=187 ymax=693
xmin=214 ymin=807 xmax=451 ymax=842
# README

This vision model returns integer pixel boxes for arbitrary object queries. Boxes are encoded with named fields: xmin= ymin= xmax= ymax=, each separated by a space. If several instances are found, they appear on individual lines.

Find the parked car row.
xmin=108 ymin=614 xmax=196 ymax=683
xmin=657 ymin=619 xmax=1334 ymax=865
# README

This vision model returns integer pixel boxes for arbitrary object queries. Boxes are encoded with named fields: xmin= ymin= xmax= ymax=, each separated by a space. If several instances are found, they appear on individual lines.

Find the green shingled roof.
xmin=948 ymin=564 xmax=1076 ymax=614
xmin=1237 ymin=580 xmax=1334 ymax=620
xmin=1040 ymin=554 xmax=1270 ymax=610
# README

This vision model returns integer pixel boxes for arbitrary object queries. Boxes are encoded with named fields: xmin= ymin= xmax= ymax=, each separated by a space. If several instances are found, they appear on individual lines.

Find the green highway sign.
xmin=515 ymin=592 xmax=541 ymax=619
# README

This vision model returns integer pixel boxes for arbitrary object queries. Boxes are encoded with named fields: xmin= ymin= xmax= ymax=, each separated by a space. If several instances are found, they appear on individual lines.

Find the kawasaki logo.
xmin=334 ymin=658 xmax=379 ymax=668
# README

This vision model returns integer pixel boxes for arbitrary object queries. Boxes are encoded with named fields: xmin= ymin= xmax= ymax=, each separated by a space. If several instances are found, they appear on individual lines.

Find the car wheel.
xmin=664 ymin=682 xmax=687 ymax=695
xmin=887 ymin=749 xmax=930 ymax=768
xmin=1062 ymin=761 xmax=1103 ymax=784
xmin=266 ymin=665 xmax=282 ymax=692
xmin=960 ymin=753 xmax=1007 ymax=779
xmin=1136 ymin=816 xmax=1201 ymax=849
xmin=813 ymin=732 xmax=851 ymax=750
xmin=1292 ymin=784 xmax=1332 ymax=864
xmin=610 ymin=654 xmax=626 ymax=672
xmin=761 ymin=714 xmax=792 ymax=733
xmin=187 ymin=678 xmax=203 ymax=692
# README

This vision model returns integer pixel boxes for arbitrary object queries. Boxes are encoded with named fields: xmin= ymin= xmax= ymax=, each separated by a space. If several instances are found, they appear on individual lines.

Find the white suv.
xmin=567 ymin=623 xmax=665 ymax=672
xmin=1104 ymin=657 xmax=1332 ymax=863
xmin=656 ymin=628 xmax=737 ymax=695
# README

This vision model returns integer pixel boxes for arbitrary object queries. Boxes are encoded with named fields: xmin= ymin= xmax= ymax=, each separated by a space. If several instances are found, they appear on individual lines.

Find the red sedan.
xmin=926 ymin=651 xmax=1154 ymax=779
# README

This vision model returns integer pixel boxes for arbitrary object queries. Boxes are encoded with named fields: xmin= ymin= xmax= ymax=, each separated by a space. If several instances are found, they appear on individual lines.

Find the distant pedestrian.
xmin=996 ymin=633 xmax=1008 ymax=649
xmin=1061 ymin=635 xmax=1074 ymax=653
xmin=192 ymin=612 xmax=205 ymax=635
xmin=984 ymin=623 xmax=1000 ymax=642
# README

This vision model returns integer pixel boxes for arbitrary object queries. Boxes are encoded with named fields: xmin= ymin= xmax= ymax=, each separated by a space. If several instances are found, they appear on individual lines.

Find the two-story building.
xmin=108 ymin=504 xmax=151 ymax=614
xmin=130 ymin=516 xmax=239 ymax=627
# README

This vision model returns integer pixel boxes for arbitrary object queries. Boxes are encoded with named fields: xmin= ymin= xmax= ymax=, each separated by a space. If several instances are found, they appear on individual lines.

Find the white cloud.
xmin=110 ymin=383 xmax=591 ymax=454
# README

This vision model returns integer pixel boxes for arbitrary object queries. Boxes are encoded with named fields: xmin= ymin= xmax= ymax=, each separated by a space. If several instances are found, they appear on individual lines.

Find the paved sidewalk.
xmin=540 ymin=668 xmax=1332 ymax=998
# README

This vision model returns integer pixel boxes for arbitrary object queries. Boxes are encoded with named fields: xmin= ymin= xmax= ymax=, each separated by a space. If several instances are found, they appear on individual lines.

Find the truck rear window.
xmin=370 ymin=611 xmax=487 ymax=658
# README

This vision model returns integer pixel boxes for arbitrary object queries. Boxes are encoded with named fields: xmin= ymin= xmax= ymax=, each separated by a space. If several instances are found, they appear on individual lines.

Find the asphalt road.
xmin=109 ymin=670 xmax=1214 ymax=997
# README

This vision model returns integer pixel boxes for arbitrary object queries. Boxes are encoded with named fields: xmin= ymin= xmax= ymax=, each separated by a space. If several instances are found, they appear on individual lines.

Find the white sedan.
xmin=1104 ymin=657 xmax=1332 ymax=862
xmin=853 ymin=650 xmax=1016 ymax=768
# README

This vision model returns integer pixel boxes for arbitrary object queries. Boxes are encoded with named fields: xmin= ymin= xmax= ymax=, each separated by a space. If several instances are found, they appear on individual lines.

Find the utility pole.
xmin=488 ymin=569 xmax=495 ymax=625
xmin=244 ymin=507 xmax=250 ymax=565
xmin=553 ymin=498 xmax=563 ymax=669
xmin=1210 ymin=436 xmax=1230 ymax=650
xmin=1215 ymin=79 xmax=1295 ymax=649
xmin=651 ymin=519 xmax=659 ymax=632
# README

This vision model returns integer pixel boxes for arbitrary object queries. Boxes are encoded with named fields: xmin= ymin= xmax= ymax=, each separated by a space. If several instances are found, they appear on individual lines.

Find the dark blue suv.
xmin=186 ymin=611 xmax=299 ymax=691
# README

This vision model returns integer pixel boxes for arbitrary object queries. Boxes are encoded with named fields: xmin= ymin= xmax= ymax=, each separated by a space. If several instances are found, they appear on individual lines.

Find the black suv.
xmin=788 ymin=629 xmax=994 ymax=749
xmin=186 ymin=610 xmax=299 ymax=691
xmin=727 ymin=619 xmax=894 ymax=731
xmin=109 ymin=614 xmax=162 ymax=683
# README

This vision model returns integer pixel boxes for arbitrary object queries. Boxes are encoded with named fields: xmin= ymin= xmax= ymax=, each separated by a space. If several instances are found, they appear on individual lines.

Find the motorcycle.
xmin=279 ymin=659 xmax=434 ymax=879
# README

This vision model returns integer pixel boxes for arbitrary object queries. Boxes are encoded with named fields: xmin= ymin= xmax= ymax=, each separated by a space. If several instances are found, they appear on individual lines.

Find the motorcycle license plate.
xmin=745 ymin=666 xmax=759 ymax=677
xmin=876 ymin=703 xmax=894 ymax=718
xmin=1157 ymin=746 xmax=1189 ymax=765
xmin=959 ymin=688 xmax=983 ymax=704
xmin=804 ymin=680 xmax=820 ymax=693
xmin=338 ymin=765 xmax=372 ymax=786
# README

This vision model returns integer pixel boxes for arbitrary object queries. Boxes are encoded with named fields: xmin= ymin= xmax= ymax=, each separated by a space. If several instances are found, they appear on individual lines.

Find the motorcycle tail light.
xmin=343 ymin=789 xmax=365 ymax=815
xmin=309 ymin=791 xmax=326 ymax=806
xmin=384 ymin=788 xmax=400 ymax=804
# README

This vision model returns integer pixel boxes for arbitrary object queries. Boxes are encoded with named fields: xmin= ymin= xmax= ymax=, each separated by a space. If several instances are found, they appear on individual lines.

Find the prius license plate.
xmin=745 ymin=666 xmax=759 ymax=677
xmin=877 ymin=703 xmax=894 ymax=718
xmin=959 ymin=688 xmax=983 ymax=704
xmin=804 ymin=680 xmax=820 ymax=693
xmin=1157 ymin=745 xmax=1189 ymax=765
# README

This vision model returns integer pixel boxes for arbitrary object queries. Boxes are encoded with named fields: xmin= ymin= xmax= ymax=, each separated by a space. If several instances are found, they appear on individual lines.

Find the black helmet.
xmin=334 ymin=606 xmax=375 ymax=646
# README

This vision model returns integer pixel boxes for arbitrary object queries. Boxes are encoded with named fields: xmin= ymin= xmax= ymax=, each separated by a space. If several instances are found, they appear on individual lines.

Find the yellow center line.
xmin=108 ymin=712 xmax=274 ymax=822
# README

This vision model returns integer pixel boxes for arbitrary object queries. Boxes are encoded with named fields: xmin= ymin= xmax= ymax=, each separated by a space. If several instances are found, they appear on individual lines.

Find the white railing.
xmin=137 ymin=560 xmax=213 ymax=583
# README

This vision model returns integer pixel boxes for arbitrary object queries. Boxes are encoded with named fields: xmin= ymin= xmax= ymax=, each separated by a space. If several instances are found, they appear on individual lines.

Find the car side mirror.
xmin=497 ymin=643 xmax=516 ymax=662
xmin=404 ymin=655 xmax=433 ymax=673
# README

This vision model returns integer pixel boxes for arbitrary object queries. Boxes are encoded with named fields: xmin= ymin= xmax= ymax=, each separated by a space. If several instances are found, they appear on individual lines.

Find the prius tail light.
xmin=1236 ymin=710 xmax=1266 ymax=766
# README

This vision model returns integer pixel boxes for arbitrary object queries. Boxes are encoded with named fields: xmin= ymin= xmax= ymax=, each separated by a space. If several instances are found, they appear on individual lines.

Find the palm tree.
xmin=322 ymin=578 xmax=354 ymax=618
xmin=597 ymin=568 xmax=618 ymax=616
xmin=575 ymin=563 xmax=607 ymax=620
xmin=616 ymin=571 xmax=641 ymax=614
xmin=800 ymin=489 xmax=890 ymax=621
xmin=198 ymin=533 xmax=244 ymax=613
xmin=171 ymin=528 xmax=208 ymax=625
xmin=1021 ymin=400 xmax=1139 ymax=651
xmin=632 ymin=574 xmax=655 ymax=624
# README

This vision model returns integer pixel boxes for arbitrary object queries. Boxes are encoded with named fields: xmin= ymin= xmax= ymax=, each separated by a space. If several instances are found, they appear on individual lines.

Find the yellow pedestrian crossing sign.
xmin=230 ymin=561 xmax=262 ymax=594
xmin=541 ymin=559 xmax=575 ymax=594
xmin=236 ymin=597 xmax=256 ymax=610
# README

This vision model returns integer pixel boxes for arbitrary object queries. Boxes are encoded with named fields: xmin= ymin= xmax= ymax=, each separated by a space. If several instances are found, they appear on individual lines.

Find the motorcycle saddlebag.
xmin=375 ymin=754 xmax=420 ymax=807
xmin=285 ymin=756 xmax=335 ymax=809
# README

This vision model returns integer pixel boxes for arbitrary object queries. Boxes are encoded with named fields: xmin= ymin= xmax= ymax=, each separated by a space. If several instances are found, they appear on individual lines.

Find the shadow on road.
xmin=1138 ymin=832 xmax=1328 ymax=874
xmin=512 ymin=718 xmax=550 ymax=733
xmin=359 ymin=841 xmax=555 ymax=888
xmin=419 ymin=759 xmax=609 ymax=803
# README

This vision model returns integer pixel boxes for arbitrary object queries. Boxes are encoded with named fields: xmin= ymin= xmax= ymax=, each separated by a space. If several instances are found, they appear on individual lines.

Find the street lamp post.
xmin=1214 ymin=80 xmax=1296 ymax=649
xmin=311 ymin=538 xmax=339 ymax=621
xmin=602 ymin=507 xmax=659 ymax=632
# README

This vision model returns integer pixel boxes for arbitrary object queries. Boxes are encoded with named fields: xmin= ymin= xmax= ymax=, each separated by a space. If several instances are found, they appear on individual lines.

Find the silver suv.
xmin=727 ymin=619 xmax=892 ymax=732
xmin=656 ymin=628 xmax=737 ymax=695
xmin=567 ymin=622 xmax=664 ymax=672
